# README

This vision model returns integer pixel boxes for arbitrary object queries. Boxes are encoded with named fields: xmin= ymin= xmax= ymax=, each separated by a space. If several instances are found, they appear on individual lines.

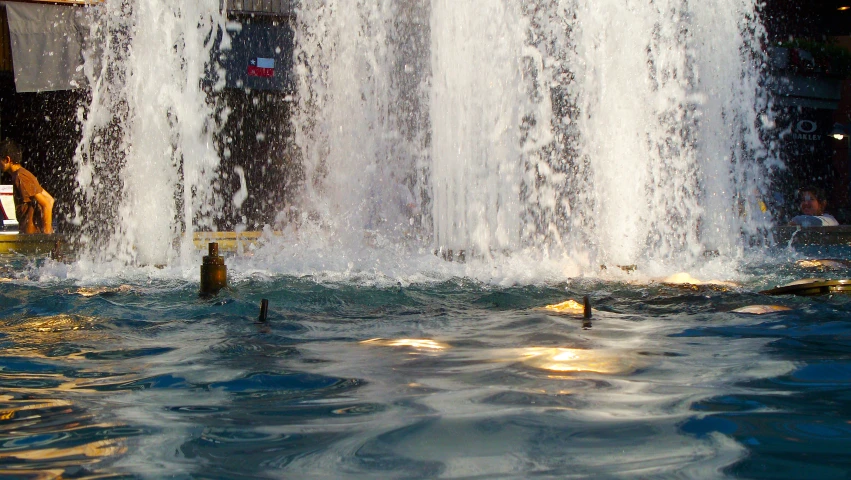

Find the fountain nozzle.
xmin=200 ymin=242 xmax=227 ymax=296
xmin=259 ymin=299 xmax=269 ymax=322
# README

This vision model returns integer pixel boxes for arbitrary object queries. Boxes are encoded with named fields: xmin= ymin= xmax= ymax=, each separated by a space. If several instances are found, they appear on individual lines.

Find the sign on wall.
xmin=217 ymin=20 xmax=294 ymax=93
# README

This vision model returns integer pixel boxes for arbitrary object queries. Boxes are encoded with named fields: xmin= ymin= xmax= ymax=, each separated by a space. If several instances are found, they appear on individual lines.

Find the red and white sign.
xmin=247 ymin=57 xmax=275 ymax=78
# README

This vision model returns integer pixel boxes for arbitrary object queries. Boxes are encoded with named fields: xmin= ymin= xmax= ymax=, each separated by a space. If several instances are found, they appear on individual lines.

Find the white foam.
xmin=68 ymin=0 xmax=776 ymax=282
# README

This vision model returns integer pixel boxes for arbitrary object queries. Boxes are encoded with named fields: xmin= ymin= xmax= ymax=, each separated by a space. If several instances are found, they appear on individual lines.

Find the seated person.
xmin=788 ymin=185 xmax=839 ymax=227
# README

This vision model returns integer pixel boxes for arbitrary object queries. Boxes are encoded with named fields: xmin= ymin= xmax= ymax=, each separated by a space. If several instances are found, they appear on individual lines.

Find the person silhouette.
xmin=0 ymin=139 xmax=54 ymax=234
xmin=788 ymin=185 xmax=838 ymax=227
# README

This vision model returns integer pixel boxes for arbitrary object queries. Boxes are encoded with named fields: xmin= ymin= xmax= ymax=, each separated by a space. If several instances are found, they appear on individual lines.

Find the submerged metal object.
xmin=760 ymin=278 xmax=851 ymax=296
xmin=200 ymin=242 xmax=227 ymax=296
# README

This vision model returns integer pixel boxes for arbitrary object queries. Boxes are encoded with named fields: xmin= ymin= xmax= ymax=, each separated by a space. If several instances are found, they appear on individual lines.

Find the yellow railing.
xmin=0 ymin=231 xmax=278 ymax=256
xmin=192 ymin=231 xmax=272 ymax=253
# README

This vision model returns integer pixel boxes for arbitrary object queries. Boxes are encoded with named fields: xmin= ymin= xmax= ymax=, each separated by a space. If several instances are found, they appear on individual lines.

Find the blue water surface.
xmin=1 ymin=251 xmax=851 ymax=479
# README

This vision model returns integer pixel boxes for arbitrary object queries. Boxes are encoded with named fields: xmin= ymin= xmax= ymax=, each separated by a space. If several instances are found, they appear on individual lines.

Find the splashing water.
xmin=292 ymin=0 xmax=777 ymax=273
xmin=430 ymin=0 xmax=528 ymax=255
xmin=72 ymin=0 xmax=777 ymax=276
xmin=567 ymin=0 xmax=777 ymax=268
xmin=74 ymin=0 xmax=226 ymax=266
xmin=292 ymin=0 xmax=431 ymax=247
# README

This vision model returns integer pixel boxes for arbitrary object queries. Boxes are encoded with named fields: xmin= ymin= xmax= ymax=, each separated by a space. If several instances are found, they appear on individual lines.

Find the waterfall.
xmin=292 ymin=0 xmax=430 ymax=245
xmin=568 ymin=0 xmax=777 ymax=267
xmin=292 ymin=0 xmax=776 ymax=269
xmin=430 ymin=0 xmax=528 ymax=255
xmin=71 ymin=0 xmax=777 ymax=272
xmin=74 ymin=0 xmax=226 ymax=266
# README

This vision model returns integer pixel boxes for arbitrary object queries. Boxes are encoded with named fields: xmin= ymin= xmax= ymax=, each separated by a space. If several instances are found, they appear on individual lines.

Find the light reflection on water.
xmin=1 ymin=252 xmax=851 ymax=478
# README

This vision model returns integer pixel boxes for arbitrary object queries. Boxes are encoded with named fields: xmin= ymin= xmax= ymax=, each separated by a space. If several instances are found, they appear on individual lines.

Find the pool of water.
xmin=1 ymin=244 xmax=851 ymax=478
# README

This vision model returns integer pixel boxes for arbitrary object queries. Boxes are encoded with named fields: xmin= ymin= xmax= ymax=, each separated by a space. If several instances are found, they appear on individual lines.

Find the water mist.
xmin=292 ymin=0 xmax=430 ymax=246
xmin=568 ymin=0 xmax=777 ymax=268
xmin=74 ymin=0 xmax=226 ymax=266
xmin=69 ymin=0 xmax=777 ymax=275
xmin=291 ymin=0 xmax=777 ymax=271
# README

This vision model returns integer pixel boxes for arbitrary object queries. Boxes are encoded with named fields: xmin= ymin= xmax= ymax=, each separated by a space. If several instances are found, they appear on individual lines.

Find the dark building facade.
xmin=0 ymin=0 xmax=298 ymax=232
xmin=762 ymin=0 xmax=851 ymax=222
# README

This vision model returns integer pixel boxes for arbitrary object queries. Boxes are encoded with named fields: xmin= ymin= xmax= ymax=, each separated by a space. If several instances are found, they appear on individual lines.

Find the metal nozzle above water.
xmin=200 ymin=242 xmax=227 ymax=296
xmin=259 ymin=299 xmax=269 ymax=322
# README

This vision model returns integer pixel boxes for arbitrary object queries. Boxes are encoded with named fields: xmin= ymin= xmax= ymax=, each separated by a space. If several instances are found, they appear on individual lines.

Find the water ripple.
xmin=83 ymin=347 xmax=175 ymax=360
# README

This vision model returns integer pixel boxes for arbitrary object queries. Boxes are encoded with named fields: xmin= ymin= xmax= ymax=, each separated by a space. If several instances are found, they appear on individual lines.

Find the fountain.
xmin=568 ymin=0 xmax=777 ymax=268
xmin=70 ymin=0 xmax=777 ymax=274
xmin=73 ymin=0 xmax=226 ymax=267
xmin=292 ymin=0 xmax=778 ymax=274
xmin=10 ymin=3 xmax=851 ymax=479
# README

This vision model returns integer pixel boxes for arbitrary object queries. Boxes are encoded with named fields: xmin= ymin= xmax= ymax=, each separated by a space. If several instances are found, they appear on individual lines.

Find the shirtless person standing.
xmin=0 ymin=139 xmax=54 ymax=234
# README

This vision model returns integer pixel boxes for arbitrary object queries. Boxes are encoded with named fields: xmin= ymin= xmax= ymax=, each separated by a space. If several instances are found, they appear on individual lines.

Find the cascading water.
xmin=14 ymin=5 xmax=839 ymax=477
xmin=292 ymin=0 xmax=777 ymax=273
xmin=430 ymin=0 xmax=528 ymax=255
xmin=73 ymin=0 xmax=226 ymax=266
xmin=70 ymin=0 xmax=777 ymax=274
xmin=292 ymin=0 xmax=430 ymax=246
xmin=567 ymin=0 xmax=777 ymax=269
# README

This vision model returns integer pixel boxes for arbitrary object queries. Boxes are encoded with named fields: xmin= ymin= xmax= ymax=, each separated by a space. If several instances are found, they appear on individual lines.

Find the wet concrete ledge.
xmin=2 ymin=227 xmax=850 ymax=258
xmin=0 ymin=231 xmax=281 ymax=256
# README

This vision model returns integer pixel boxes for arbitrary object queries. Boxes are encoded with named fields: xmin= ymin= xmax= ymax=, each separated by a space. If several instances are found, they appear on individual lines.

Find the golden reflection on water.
xmin=2 ymin=315 xmax=112 ymax=354
xmin=796 ymin=258 xmax=851 ymax=270
xmin=360 ymin=338 xmax=449 ymax=351
xmin=731 ymin=305 xmax=792 ymax=315
xmin=1 ymin=313 xmax=156 ymax=396
xmin=0 ymin=469 xmax=64 ymax=480
xmin=0 ymin=437 xmax=126 ymax=462
xmin=72 ymin=285 xmax=134 ymax=297
xmin=1 ymin=314 xmax=126 ymax=395
xmin=28 ymin=315 xmax=96 ymax=333
xmin=0 ymin=314 xmax=135 ymax=473
xmin=519 ymin=347 xmax=636 ymax=374
xmin=0 ymin=397 xmax=73 ymax=412
xmin=3 ymin=314 xmax=105 ymax=336
xmin=661 ymin=272 xmax=739 ymax=291
xmin=359 ymin=338 xmax=636 ymax=375
xmin=540 ymin=299 xmax=584 ymax=315
xmin=0 ymin=399 xmax=128 ymax=472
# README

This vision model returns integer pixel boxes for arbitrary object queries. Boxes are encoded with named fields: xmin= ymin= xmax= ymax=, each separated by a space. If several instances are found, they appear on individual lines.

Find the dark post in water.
xmin=200 ymin=242 xmax=227 ymax=296
xmin=258 ymin=299 xmax=269 ymax=322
